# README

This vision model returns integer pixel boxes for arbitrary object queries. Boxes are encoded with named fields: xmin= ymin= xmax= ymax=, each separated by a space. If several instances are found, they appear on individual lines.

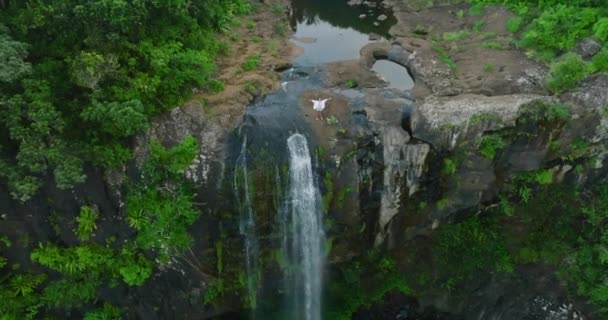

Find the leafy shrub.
xmin=244 ymin=81 xmax=258 ymax=94
xmin=42 ymin=278 xmax=99 ymax=309
xmin=592 ymin=48 xmax=608 ymax=72
xmin=442 ymin=30 xmax=470 ymax=41
xmin=344 ymin=80 xmax=358 ymax=88
xmin=31 ymin=243 xmax=113 ymax=276
xmin=522 ymin=5 xmax=598 ymax=58
xmin=76 ymin=206 xmax=98 ymax=242
xmin=241 ymin=55 xmax=260 ymax=71
xmin=545 ymin=53 xmax=590 ymax=93
xmin=506 ymin=16 xmax=524 ymax=33
xmin=442 ymin=158 xmax=457 ymax=176
xmin=118 ymin=255 xmax=152 ymax=286
xmin=482 ymin=31 xmax=497 ymax=39
xmin=432 ymin=43 xmax=457 ymax=75
xmin=0 ymin=272 xmax=45 ymax=318
xmin=482 ymin=40 xmax=504 ymax=49
xmin=203 ymin=278 xmax=225 ymax=305
xmin=9 ymin=274 xmax=47 ymax=297
xmin=127 ymin=137 xmax=200 ymax=260
xmin=472 ymin=21 xmax=485 ymax=32
xmin=83 ymin=303 xmax=122 ymax=320
xmin=0 ymin=236 xmax=10 ymax=269
xmin=435 ymin=217 xmax=513 ymax=288
xmin=469 ymin=4 xmax=484 ymax=16
xmin=272 ymin=4 xmax=285 ymax=15
xmin=560 ymin=183 xmax=608 ymax=312
xmin=483 ymin=63 xmax=495 ymax=72
xmin=534 ymin=170 xmax=553 ymax=185
xmin=324 ymin=252 xmax=410 ymax=320
xmin=207 ymin=79 xmax=225 ymax=93
xmin=545 ymin=103 xmax=571 ymax=121
xmin=479 ymin=134 xmax=507 ymax=159
xmin=148 ymin=136 xmax=198 ymax=176
xmin=594 ymin=18 xmax=608 ymax=43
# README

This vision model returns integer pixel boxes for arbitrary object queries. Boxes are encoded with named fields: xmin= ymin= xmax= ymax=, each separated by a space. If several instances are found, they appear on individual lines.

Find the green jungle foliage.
xmin=126 ymin=136 xmax=200 ymax=261
xmin=470 ymin=0 xmax=608 ymax=92
xmin=479 ymin=134 xmax=507 ymax=159
xmin=0 ymin=0 xmax=251 ymax=201
xmin=431 ymin=161 xmax=608 ymax=315
xmin=434 ymin=217 xmax=513 ymax=291
xmin=325 ymin=251 xmax=411 ymax=320
xmin=0 ymin=136 xmax=199 ymax=318
xmin=501 ymin=182 xmax=608 ymax=315
xmin=545 ymin=53 xmax=591 ymax=93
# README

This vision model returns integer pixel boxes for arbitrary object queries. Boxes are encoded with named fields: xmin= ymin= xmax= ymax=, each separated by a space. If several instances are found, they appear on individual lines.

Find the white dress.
xmin=311 ymin=98 xmax=330 ymax=112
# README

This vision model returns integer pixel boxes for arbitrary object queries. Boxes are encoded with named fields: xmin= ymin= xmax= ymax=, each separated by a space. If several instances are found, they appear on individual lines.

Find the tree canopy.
xmin=0 ymin=0 xmax=250 ymax=201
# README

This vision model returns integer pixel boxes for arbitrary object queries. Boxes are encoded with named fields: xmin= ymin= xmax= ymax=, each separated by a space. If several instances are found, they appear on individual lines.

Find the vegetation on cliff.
xmin=0 ymin=0 xmax=251 ymax=201
xmin=0 ymin=137 xmax=200 ymax=319
xmin=0 ymin=0 xmax=253 ymax=317
xmin=469 ymin=0 xmax=608 ymax=92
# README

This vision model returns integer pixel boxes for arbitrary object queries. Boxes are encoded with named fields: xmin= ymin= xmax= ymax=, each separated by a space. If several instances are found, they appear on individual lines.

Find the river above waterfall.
xmin=289 ymin=0 xmax=396 ymax=65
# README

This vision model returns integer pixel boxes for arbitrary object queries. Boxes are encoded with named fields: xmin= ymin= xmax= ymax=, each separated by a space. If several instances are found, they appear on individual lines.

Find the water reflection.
xmin=371 ymin=60 xmax=414 ymax=91
xmin=289 ymin=0 xmax=396 ymax=66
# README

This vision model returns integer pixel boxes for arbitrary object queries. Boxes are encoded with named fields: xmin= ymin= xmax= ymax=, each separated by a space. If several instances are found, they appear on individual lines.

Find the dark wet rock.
xmin=357 ymin=265 xmax=590 ymax=320
xmin=458 ymin=265 xmax=590 ymax=320
xmin=274 ymin=62 xmax=293 ymax=72
xmin=514 ymin=61 xmax=549 ymax=94
xmin=353 ymin=291 xmax=460 ymax=320
xmin=133 ymin=99 xmax=239 ymax=189
xmin=503 ymin=148 xmax=546 ymax=172
xmin=576 ymin=37 xmax=602 ymax=59
xmin=562 ymin=74 xmax=608 ymax=110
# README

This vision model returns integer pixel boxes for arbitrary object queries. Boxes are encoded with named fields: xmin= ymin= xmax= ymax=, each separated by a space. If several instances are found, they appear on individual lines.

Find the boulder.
xmin=575 ymin=37 xmax=602 ymax=59
xmin=411 ymin=93 xmax=551 ymax=150
xmin=369 ymin=32 xmax=381 ymax=41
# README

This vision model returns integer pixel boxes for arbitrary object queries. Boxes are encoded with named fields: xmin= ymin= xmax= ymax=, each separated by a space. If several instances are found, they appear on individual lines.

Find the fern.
xmin=42 ymin=278 xmax=99 ymax=309
xmin=76 ymin=205 xmax=98 ymax=242
xmin=545 ymin=53 xmax=590 ymax=93
xmin=118 ymin=254 xmax=152 ymax=286
xmin=9 ymin=274 xmax=46 ymax=297
xmin=594 ymin=18 xmax=608 ymax=43
xmin=479 ymin=134 xmax=507 ymax=159
xmin=83 ymin=303 xmax=122 ymax=320
xmin=592 ymin=48 xmax=608 ymax=72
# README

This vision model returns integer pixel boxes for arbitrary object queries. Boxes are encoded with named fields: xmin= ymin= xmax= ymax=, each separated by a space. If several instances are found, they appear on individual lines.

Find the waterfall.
xmin=234 ymin=136 xmax=259 ymax=311
xmin=281 ymin=133 xmax=325 ymax=320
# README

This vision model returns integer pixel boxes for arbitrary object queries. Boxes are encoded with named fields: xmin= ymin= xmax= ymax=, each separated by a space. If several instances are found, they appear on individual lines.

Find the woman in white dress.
xmin=311 ymin=98 xmax=331 ymax=120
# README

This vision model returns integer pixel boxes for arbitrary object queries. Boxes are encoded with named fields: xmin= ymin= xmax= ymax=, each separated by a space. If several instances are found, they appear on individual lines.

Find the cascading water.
xmin=281 ymin=133 xmax=325 ymax=320
xmin=234 ymin=136 xmax=259 ymax=311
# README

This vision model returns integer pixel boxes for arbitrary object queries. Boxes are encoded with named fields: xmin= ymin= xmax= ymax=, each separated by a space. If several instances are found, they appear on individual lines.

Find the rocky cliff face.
xmin=330 ymin=2 xmax=608 ymax=319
